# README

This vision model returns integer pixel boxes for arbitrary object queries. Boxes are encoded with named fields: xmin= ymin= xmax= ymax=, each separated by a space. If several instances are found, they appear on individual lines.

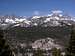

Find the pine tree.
xmin=52 ymin=47 xmax=61 ymax=56
xmin=66 ymin=25 xmax=75 ymax=56
xmin=0 ymin=30 xmax=14 ymax=56
xmin=33 ymin=48 xmax=44 ymax=56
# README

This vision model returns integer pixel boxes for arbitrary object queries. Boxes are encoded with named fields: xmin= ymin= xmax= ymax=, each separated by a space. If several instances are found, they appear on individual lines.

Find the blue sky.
xmin=0 ymin=0 xmax=75 ymax=16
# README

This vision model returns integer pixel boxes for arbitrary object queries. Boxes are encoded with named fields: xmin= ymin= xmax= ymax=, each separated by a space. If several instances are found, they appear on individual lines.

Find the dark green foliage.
xmin=65 ymin=25 xmax=75 ymax=56
xmin=0 ymin=30 xmax=14 ymax=56
xmin=7 ymin=26 xmax=71 ymax=46
xmin=52 ymin=48 xmax=61 ymax=56
xmin=33 ymin=48 xmax=44 ymax=56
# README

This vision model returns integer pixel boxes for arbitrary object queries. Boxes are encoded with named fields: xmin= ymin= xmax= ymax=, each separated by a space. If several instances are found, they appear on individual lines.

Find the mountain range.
xmin=0 ymin=10 xmax=75 ymax=30
xmin=1 ymin=10 xmax=74 ymax=51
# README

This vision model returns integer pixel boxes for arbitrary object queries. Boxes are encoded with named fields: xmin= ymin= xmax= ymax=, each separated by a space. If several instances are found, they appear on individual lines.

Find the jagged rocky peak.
xmin=0 ymin=10 xmax=75 ymax=28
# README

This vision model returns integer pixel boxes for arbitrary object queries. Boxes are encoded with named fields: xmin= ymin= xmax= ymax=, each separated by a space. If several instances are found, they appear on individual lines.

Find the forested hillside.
xmin=6 ymin=26 xmax=71 ymax=46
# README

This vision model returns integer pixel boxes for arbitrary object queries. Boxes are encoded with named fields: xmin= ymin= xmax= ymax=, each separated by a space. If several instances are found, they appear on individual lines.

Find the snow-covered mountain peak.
xmin=5 ymin=18 xmax=16 ymax=24
xmin=32 ymin=16 xmax=41 ymax=19
xmin=0 ymin=10 xmax=75 ymax=28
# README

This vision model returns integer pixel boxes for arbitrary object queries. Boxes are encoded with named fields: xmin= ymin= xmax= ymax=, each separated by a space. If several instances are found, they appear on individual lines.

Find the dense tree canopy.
xmin=0 ymin=30 xmax=14 ymax=56
xmin=66 ymin=25 xmax=75 ymax=56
